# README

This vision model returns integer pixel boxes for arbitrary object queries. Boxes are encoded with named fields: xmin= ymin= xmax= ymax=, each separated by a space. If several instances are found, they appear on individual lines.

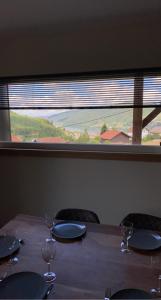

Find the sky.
xmin=9 ymin=76 xmax=161 ymax=117
xmin=12 ymin=109 xmax=67 ymax=117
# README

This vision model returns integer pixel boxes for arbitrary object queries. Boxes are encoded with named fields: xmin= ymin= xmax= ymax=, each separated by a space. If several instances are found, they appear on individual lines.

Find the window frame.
xmin=0 ymin=141 xmax=161 ymax=162
xmin=0 ymin=67 xmax=161 ymax=162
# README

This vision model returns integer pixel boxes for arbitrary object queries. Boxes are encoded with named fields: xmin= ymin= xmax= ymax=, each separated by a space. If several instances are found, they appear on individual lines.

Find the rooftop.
xmin=100 ymin=130 xmax=129 ymax=140
xmin=35 ymin=137 xmax=66 ymax=143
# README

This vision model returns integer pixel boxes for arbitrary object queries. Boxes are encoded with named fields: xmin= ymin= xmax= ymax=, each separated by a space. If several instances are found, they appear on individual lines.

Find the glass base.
xmin=150 ymin=288 xmax=161 ymax=296
xmin=10 ymin=256 xmax=19 ymax=264
xmin=121 ymin=248 xmax=131 ymax=253
xmin=120 ymin=241 xmax=131 ymax=254
xmin=46 ymin=236 xmax=55 ymax=242
xmin=43 ymin=272 xmax=56 ymax=283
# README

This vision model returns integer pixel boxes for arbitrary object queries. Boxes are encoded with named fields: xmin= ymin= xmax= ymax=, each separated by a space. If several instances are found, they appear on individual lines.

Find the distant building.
xmin=149 ymin=126 xmax=161 ymax=136
xmin=11 ymin=135 xmax=22 ymax=142
xmin=100 ymin=130 xmax=130 ymax=144
xmin=127 ymin=127 xmax=149 ymax=138
xmin=34 ymin=137 xmax=66 ymax=143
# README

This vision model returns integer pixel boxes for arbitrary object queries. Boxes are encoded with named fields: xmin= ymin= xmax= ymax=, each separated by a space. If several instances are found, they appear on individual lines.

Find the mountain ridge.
xmin=49 ymin=108 xmax=160 ymax=133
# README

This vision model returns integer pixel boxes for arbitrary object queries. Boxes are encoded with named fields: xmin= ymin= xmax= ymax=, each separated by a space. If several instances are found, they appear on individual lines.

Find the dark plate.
xmin=0 ymin=272 xmax=48 ymax=299
xmin=52 ymin=221 xmax=87 ymax=240
xmin=111 ymin=288 xmax=151 ymax=299
xmin=129 ymin=229 xmax=161 ymax=251
xmin=0 ymin=235 xmax=20 ymax=259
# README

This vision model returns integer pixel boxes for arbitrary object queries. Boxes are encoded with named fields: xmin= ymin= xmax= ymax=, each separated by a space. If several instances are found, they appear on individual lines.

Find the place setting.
xmin=105 ymin=287 xmax=152 ymax=300
xmin=0 ymin=225 xmax=56 ymax=299
xmin=0 ymin=271 xmax=51 ymax=299
xmin=1 ymin=211 xmax=161 ymax=299
xmin=120 ymin=220 xmax=161 ymax=253
xmin=119 ymin=220 xmax=161 ymax=298
xmin=0 ymin=235 xmax=20 ymax=262
xmin=45 ymin=213 xmax=87 ymax=242
xmin=45 ymin=213 xmax=153 ymax=299
xmin=0 ymin=212 xmax=83 ymax=299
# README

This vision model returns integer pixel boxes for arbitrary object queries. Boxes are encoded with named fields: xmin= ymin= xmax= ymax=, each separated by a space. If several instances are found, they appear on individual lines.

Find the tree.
xmin=101 ymin=123 xmax=108 ymax=134
xmin=77 ymin=129 xmax=90 ymax=143
xmin=90 ymin=136 xmax=99 ymax=144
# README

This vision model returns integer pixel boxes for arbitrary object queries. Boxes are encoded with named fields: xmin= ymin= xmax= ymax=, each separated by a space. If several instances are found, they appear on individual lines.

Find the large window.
xmin=0 ymin=70 xmax=161 ymax=147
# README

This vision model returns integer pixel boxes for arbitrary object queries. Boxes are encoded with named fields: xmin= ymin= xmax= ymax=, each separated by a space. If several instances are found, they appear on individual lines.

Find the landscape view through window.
xmin=10 ymin=108 xmax=161 ymax=145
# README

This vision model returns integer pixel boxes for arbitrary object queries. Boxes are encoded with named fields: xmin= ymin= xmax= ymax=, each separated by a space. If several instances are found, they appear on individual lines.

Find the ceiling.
xmin=0 ymin=0 xmax=161 ymax=34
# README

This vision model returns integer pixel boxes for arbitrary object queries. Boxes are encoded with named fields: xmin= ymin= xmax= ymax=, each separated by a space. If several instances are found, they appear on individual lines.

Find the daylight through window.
xmin=0 ymin=70 xmax=161 ymax=146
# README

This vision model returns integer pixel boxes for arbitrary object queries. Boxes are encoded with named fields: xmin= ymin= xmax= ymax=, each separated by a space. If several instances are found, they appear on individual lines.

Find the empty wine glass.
xmin=105 ymin=288 xmax=112 ymax=300
xmin=150 ymin=255 xmax=161 ymax=296
xmin=120 ymin=221 xmax=133 ymax=253
xmin=44 ymin=213 xmax=54 ymax=239
xmin=42 ymin=238 xmax=56 ymax=282
xmin=1 ymin=230 xmax=20 ymax=264
xmin=0 ymin=271 xmax=7 ymax=282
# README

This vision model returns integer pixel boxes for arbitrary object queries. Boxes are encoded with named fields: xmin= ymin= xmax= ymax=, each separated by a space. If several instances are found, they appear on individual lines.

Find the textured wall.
xmin=0 ymin=154 xmax=160 ymax=225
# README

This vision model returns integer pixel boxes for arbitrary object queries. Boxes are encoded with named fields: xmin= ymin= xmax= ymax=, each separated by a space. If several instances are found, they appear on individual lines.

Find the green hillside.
xmin=49 ymin=109 xmax=132 ymax=132
xmin=10 ymin=111 xmax=66 ymax=141
xmin=49 ymin=108 xmax=161 ymax=133
xmin=10 ymin=109 xmax=161 ymax=144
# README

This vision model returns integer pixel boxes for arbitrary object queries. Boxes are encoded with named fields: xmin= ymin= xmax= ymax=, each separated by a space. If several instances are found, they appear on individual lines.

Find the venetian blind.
xmin=0 ymin=69 xmax=161 ymax=109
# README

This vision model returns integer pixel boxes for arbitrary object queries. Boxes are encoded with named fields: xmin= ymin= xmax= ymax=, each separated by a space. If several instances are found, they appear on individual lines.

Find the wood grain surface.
xmin=0 ymin=214 xmax=159 ymax=299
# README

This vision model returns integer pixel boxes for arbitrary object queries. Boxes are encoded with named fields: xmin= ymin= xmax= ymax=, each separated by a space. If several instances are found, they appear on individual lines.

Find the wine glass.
xmin=1 ymin=229 xmax=20 ymax=264
xmin=0 ymin=271 xmax=7 ymax=282
xmin=41 ymin=238 xmax=56 ymax=282
xmin=120 ymin=221 xmax=133 ymax=253
xmin=150 ymin=255 xmax=161 ymax=296
xmin=44 ymin=213 xmax=54 ymax=239
xmin=105 ymin=288 xmax=112 ymax=300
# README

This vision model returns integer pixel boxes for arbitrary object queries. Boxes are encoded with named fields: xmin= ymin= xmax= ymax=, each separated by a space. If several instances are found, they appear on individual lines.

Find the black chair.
xmin=55 ymin=208 xmax=100 ymax=224
xmin=121 ymin=213 xmax=161 ymax=231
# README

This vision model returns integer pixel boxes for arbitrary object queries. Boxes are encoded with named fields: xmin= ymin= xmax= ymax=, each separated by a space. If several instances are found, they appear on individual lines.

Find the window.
xmin=0 ymin=70 xmax=161 ymax=149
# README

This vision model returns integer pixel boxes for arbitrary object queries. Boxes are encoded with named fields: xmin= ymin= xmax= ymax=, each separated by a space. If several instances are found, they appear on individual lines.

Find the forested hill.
xmin=49 ymin=108 xmax=161 ymax=132
xmin=10 ymin=108 xmax=161 ymax=142
xmin=10 ymin=111 xmax=66 ymax=141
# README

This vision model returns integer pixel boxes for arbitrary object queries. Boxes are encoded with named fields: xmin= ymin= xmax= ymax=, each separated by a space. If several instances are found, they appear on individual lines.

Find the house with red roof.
xmin=100 ymin=130 xmax=130 ymax=144
xmin=11 ymin=135 xmax=22 ymax=142
xmin=34 ymin=137 xmax=66 ymax=143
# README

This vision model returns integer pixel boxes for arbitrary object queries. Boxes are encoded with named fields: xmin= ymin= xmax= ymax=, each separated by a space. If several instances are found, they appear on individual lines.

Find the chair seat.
xmin=55 ymin=208 xmax=100 ymax=224
xmin=121 ymin=213 xmax=161 ymax=231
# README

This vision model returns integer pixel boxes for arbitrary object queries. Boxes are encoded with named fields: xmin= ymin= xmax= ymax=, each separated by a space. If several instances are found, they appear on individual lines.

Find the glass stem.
xmin=47 ymin=262 xmax=51 ymax=274
xmin=158 ymin=276 xmax=161 ymax=292
xmin=126 ymin=239 xmax=128 ymax=250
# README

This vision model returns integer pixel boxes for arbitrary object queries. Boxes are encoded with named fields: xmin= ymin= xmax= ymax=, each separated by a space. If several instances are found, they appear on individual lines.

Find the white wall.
xmin=0 ymin=154 xmax=161 ymax=225
xmin=0 ymin=11 xmax=161 ymax=76
xmin=0 ymin=155 xmax=20 ymax=226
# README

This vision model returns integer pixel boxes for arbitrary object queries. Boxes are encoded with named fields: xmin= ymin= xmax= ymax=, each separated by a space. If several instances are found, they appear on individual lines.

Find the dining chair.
xmin=55 ymin=208 xmax=100 ymax=224
xmin=121 ymin=213 xmax=161 ymax=231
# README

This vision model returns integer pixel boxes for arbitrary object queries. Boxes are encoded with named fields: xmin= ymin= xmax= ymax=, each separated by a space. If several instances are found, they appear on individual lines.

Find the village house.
xmin=11 ymin=135 xmax=22 ymax=142
xmin=127 ymin=128 xmax=149 ymax=138
xmin=149 ymin=126 xmax=161 ymax=136
xmin=33 ymin=137 xmax=66 ymax=143
xmin=100 ymin=130 xmax=130 ymax=144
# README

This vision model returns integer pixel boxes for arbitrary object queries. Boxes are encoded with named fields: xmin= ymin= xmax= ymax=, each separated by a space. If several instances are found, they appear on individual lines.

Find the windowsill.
xmin=0 ymin=142 xmax=161 ymax=162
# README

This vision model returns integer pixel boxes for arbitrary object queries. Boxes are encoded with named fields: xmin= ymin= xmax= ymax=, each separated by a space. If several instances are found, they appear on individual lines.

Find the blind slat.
xmin=0 ymin=70 xmax=161 ymax=109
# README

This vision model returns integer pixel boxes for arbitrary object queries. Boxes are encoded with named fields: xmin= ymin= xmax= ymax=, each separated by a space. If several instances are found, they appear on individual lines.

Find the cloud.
xmin=8 ymin=77 xmax=161 ymax=108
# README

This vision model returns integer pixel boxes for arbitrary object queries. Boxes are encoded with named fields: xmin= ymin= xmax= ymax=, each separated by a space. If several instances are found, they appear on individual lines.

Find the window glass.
xmin=0 ymin=75 xmax=160 ymax=146
xmin=10 ymin=108 xmax=133 ymax=145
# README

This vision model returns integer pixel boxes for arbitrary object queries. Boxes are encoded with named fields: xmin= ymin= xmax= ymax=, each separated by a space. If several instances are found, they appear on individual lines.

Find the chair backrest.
xmin=55 ymin=208 xmax=100 ymax=224
xmin=121 ymin=213 xmax=161 ymax=231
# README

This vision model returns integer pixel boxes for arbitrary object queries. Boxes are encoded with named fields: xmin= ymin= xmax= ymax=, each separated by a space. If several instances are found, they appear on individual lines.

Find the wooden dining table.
xmin=0 ymin=214 xmax=159 ymax=299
